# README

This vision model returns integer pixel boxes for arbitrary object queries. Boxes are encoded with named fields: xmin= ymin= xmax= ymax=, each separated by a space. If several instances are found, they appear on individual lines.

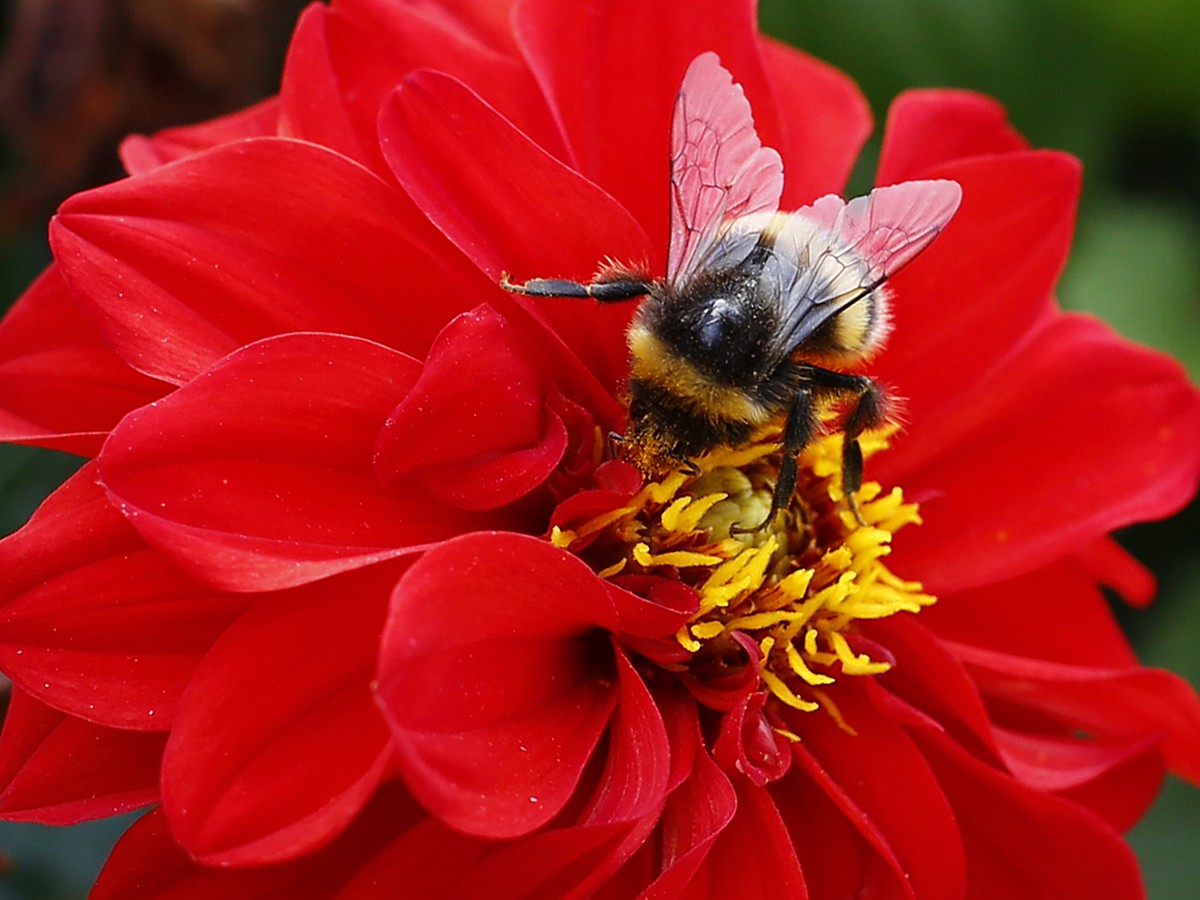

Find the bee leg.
xmin=804 ymin=367 xmax=888 ymax=527
xmin=499 ymin=272 xmax=652 ymax=302
xmin=731 ymin=387 xmax=816 ymax=534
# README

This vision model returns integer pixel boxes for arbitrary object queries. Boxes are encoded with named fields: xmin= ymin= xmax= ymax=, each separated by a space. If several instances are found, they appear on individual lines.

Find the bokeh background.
xmin=0 ymin=0 xmax=1196 ymax=896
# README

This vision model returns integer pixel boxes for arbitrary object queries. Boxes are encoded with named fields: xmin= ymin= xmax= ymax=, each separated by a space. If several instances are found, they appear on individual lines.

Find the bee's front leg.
xmin=499 ymin=272 xmax=652 ymax=302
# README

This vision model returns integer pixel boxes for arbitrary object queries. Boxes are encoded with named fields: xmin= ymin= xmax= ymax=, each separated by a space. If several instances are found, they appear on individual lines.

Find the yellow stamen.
xmin=555 ymin=427 xmax=933 ymax=720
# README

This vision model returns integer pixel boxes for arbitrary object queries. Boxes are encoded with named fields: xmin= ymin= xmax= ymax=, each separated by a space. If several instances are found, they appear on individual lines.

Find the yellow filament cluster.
xmin=552 ymin=429 xmax=934 ymax=713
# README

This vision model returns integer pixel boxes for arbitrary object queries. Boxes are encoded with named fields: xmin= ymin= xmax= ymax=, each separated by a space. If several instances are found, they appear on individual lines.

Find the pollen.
xmin=554 ymin=426 xmax=934 ymax=716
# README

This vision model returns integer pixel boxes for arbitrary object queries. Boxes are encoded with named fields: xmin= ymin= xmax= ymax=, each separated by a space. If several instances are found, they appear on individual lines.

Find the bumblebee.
xmin=503 ymin=52 xmax=961 ymax=529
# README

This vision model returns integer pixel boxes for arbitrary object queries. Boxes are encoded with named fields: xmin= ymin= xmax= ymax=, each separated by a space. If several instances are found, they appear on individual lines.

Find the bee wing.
xmin=667 ymin=52 xmax=783 ymax=291
xmin=766 ymin=179 xmax=962 ymax=355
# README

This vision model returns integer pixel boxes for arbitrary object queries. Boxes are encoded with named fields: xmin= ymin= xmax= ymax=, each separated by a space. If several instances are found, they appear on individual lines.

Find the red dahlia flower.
xmin=2 ymin=1 xmax=1199 ymax=897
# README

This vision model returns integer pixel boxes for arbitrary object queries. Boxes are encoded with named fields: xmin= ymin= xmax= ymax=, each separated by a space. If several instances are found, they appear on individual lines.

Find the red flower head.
xmin=2 ymin=1 xmax=1199 ymax=897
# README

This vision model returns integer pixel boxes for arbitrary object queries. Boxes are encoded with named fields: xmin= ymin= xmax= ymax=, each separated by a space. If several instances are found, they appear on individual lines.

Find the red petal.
xmin=335 ymin=817 xmax=487 ymax=899
xmin=877 ymin=89 xmax=1028 ymax=185
xmin=863 ymin=616 xmax=1001 ymax=763
xmin=376 ymin=306 xmax=567 ymax=509
xmin=379 ymin=70 xmax=648 ymax=391
xmin=0 ymin=463 xmax=244 ymax=727
xmin=378 ymin=532 xmax=619 ymax=838
xmin=277 ymin=6 xmax=370 ymax=165
xmin=871 ymin=151 xmax=1079 ymax=480
xmin=52 ymin=138 xmax=490 ymax=385
xmin=1074 ymin=535 xmax=1157 ymax=609
xmin=279 ymin=3 xmax=566 ymax=179
xmin=712 ymin=692 xmax=791 ymax=786
xmin=515 ymin=0 xmax=780 ymax=248
xmin=119 ymin=97 xmax=281 ymax=174
xmin=994 ymin=727 xmax=1165 ymax=831
xmin=449 ymin=648 xmax=670 ymax=899
xmin=0 ymin=266 xmax=168 ymax=455
xmin=679 ymin=781 xmax=807 ymax=899
xmin=0 ymin=690 xmax=163 ymax=824
xmin=162 ymin=565 xmax=397 ymax=865
xmin=637 ymin=701 xmax=736 ymax=898
xmin=93 ymin=785 xmax=427 ymax=899
xmin=952 ymin=641 xmax=1200 ymax=785
xmin=761 ymin=37 xmax=871 ymax=207
xmin=97 ymin=333 xmax=511 ymax=592
xmin=912 ymin=722 xmax=1144 ymax=899
xmin=889 ymin=314 xmax=1200 ymax=593
xmin=773 ymin=764 xmax=889 ymax=900
xmin=790 ymin=684 xmax=965 ymax=900
xmin=922 ymin=559 xmax=1139 ymax=668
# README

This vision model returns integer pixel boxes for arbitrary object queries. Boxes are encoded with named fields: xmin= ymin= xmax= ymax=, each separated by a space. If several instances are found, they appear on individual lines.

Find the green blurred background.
xmin=0 ymin=0 xmax=1197 ymax=896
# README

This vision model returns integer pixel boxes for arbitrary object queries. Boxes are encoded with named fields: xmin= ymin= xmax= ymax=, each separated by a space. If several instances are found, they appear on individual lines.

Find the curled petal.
xmin=712 ymin=691 xmax=791 ymax=786
xmin=378 ymin=532 xmax=620 ymax=838
xmin=376 ymin=305 xmax=567 ymax=509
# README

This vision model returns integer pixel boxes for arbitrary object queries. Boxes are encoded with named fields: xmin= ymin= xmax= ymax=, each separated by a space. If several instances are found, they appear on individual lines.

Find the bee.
xmin=502 ymin=52 xmax=961 ymax=530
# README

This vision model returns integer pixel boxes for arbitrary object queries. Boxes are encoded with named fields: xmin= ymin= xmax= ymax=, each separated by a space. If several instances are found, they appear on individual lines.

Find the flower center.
xmin=552 ymin=427 xmax=934 ymax=714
